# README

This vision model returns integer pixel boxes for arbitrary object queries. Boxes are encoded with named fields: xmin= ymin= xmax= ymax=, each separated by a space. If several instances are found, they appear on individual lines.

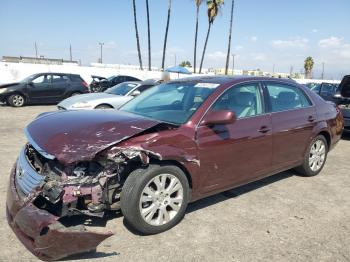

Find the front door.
xmin=196 ymin=82 xmax=273 ymax=194
xmin=27 ymin=74 xmax=52 ymax=102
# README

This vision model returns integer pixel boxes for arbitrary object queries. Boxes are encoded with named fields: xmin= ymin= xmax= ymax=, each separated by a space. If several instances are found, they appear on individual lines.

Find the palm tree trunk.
xmin=132 ymin=0 xmax=143 ymax=70
xmin=161 ymin=0 xmax=172 ymax=70
xmin=225 ymin=0 xmax=234 ymax=75
xmin=193 ymin=6 xmax=200 ymax=73
xmin=146 ymin=0 xmax=151 ymax=71
xmin=199 ymin=23 xmax=212 ymax=74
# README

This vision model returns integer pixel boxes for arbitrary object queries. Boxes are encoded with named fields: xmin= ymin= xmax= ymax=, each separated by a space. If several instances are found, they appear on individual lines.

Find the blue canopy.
xmin=165 ymin=65 xmax=192 ymax=75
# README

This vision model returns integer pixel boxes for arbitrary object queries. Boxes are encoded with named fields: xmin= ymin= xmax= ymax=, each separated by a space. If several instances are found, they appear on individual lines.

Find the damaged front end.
xmin=6 ymin=145 xmax=117 ymax=261
xmin=6 ymin=140 xmax=163 ymax=261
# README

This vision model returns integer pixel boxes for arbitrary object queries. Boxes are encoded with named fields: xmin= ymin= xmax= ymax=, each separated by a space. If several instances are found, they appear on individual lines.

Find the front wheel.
xmin=121 ymin=165 xmax=189 ymax=235
xmin=8 ymin=94 xmax=25 ymax=107
xmin=295 ymin=135 xmax=328 ymax=177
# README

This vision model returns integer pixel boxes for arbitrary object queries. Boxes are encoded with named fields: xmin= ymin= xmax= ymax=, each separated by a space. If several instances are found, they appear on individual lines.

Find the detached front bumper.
xmin=6 ymin=164 xmax=113 ymax=261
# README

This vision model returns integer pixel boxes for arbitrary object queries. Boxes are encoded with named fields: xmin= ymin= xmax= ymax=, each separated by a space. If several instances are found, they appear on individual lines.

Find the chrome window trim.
xmin=24 ymin=128 xmax=55 ymax=160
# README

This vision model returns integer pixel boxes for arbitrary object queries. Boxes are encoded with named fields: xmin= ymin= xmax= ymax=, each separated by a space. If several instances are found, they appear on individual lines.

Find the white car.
xmin=57 ymin=80 xmax=158 ymax=110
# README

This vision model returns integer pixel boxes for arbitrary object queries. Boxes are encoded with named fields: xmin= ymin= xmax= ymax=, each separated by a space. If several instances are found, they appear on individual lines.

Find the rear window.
xmin=70 ymin=74 xmax=83 ymax=82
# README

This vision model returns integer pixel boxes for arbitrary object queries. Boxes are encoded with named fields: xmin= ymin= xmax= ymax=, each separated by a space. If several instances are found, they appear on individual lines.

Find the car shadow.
xmin=186 ymin=170 xmax=294 ymax=214
xmin=61 ymin=250 xmax=120 ymax=261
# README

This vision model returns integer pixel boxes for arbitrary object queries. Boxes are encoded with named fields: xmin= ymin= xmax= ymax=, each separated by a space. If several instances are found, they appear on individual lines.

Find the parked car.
xmin=89 ymin=75 xmax=107 ymax=92
xmin=57 ymin=79 xmax=159 ymax=110
xmin=6 ymin=76 xmax=343 ymax=260
xmin=0 ymin=73 xmax=89 ymax=107
xmin=98 ymin=75 xmax=142 ymax=91
xmin=310 ymin=76 xmax=350 ymax=132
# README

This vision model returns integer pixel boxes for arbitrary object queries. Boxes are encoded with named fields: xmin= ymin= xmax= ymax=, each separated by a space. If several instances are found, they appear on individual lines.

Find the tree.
xmin=161 ymin=0 xmax=172 ymax=70
xmin=146 ymin=0 xmax=151 ymax=71
xmin=224 ymin=0 xmax=234 ymax=75
xmin=132 ymin=0 xmax=143 ymax=70
xmin=199 ymin=0 xmax=224 ymax=74
xmin=180 ymin=60 xmax=192 ymax=67
xmin=193 ymin=0 xmax=203 ymax=73
xmin=304 ymin=56 xmax=314 ymax=79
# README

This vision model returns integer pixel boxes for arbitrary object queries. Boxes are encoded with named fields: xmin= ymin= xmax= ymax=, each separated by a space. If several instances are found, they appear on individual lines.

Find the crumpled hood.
xmin=26 ymin=110 xmax=160 ymax=164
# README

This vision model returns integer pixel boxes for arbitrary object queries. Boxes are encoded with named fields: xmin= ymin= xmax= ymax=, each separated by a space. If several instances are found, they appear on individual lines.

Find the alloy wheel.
xmin=139 ymin=174 xmax=184 ymax=226
xmin=309 ymin=139 xmax=326 ymax=172
xmin=12 ymin=95 xmax=24 ymax=107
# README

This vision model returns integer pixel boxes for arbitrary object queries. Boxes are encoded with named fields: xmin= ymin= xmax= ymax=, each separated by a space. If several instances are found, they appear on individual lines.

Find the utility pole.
xmin=321 ymin=62 xmax=325 ymax=79
xmin=69 ymin=44 xmax=72 ymax=61
xmin=174 ymin=54 xmax=177 ymax=66
xmin=289 ymin=65 xmax=293 ymax=77
xmin=98 ymin=42 xmax=104 ymax=63
xmin=231 ymin=54 xmax=235 ymax=75
xmin=272 ymin=64 xmax=275 ymax=76
xmin=34 ymin=41 xmax=38 ymax=58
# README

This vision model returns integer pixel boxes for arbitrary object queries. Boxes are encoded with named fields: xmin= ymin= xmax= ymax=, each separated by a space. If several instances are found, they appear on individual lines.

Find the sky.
xmin=0 ymin=0 xmax=349 ymax=79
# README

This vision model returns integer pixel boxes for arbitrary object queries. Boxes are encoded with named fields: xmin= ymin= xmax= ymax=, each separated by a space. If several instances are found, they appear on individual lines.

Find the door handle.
xmin=308 ymin=116 xmax=316 ymax=122
xmin=258 ymin=126 xmax=271 ymax=133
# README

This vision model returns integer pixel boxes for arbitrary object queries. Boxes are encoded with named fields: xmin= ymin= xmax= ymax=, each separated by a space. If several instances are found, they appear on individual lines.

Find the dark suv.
xmin=98 ymin=75 xmax=141 ymax=92
xmin=0 ymin=73 xmax=90 ymax=107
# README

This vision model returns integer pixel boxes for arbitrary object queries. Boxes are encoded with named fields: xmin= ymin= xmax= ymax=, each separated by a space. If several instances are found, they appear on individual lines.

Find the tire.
xmin=295 ymin=135 xmax=328 ymax=177
xmin=121 ymin=164 xmax=190 ymax=235
xmin=8 ymin=94 xmax=25 ymax=107
xmin=95 ymin=104 xmax=113 ymax=109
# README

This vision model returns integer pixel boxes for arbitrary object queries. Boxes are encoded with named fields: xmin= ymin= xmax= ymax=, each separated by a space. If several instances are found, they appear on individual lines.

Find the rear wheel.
xmin=95 ymin=104 xmax=113 ymax=109
xmin=295 ymin=135 xmax=328 ymax=177
xmin=8 ymin=94 xmax=25 ymax=107
xmin=121 ymin=165 xmax=189 ymax=235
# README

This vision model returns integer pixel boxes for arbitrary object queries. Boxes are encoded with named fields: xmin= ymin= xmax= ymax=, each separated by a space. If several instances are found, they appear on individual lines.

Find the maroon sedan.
xmin=6 ymin=76 xmax=343 ymax=260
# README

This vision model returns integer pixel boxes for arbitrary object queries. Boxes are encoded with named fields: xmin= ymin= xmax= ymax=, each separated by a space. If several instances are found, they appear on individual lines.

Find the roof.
xmin=170 ymin=75 xmax=297 ymax=86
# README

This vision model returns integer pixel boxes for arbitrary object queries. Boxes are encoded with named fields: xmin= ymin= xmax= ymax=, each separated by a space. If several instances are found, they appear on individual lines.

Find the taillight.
xmin=82 ymin=81 xmax=89 ymax=88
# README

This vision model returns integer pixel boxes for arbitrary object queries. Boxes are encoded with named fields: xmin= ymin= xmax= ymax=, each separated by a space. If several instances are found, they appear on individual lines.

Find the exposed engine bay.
xmin=22 ymin=142 xmax=161 ymax=220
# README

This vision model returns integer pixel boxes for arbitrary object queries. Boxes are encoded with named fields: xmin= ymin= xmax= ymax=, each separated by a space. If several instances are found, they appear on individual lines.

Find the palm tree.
xmin=224 ymin=0 xmax=234 ymax=75
xmin=146 ymin=0 xmax=151 ymax=71
xmin=193 ymin=0 xmax=203 ymax=73
xmin=132 ymin=0 xmax=143 ymax=70
xmin=304 ymin=56 xmax=314 ymax=79
xmin=199 ymin=0 xmax=224 ymax=74
xmin=161 ymin=0 xmax=172 ymax=70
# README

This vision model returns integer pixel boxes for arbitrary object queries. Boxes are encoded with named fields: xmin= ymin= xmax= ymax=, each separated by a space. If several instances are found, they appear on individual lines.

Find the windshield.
xmin=105 ymin=82 xmax=138 ymax=96
xmin=120 ymin=82 xmax=217 ymax=124
xmin=307 ymin=83 xmax=321 ymax=93
xmin=21 ymin=74 xmax=39 ymax=83
xmin=107 ymin=75 xmax=117 ymax=81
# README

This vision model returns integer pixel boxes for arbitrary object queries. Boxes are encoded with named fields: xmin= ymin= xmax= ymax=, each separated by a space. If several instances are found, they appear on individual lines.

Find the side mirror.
xmin=201 ymin=110 xmax=236 ymax=126
xmin=131 ymin=90 xmax=141 ymax=96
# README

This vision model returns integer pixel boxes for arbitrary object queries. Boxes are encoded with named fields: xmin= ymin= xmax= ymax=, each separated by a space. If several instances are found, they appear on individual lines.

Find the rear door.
xmin=263 ymin=81 xmax=317 ymax=171
xmin=50 ymin=74 xmax=70 ymax=101
xmin=196 ymin=81 xmax=273 ymax=193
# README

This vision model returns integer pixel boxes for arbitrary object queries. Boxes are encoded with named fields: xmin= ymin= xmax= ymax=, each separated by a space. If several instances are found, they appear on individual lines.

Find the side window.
xmin=266 ymin=83 xmax=311 ymax=112
xmin=52 ymin=75 xmax=69 ymax=83
xmin=32 ymin=75 xmax=50 ymax=84
xmin=212 ymin=83 xmax=263 ymax=119
xmin=320 ymin=83 xmax=336 ymax=96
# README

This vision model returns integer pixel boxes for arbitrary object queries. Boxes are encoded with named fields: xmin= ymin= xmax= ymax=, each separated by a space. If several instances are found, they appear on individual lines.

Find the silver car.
xmin=57 ymin=80 xmax=158 ymax=110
